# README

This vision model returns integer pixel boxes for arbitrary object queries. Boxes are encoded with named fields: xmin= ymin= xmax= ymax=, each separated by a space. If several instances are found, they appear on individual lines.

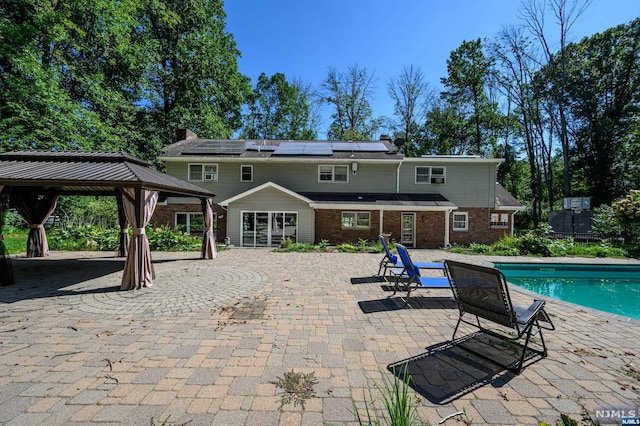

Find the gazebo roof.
xmin=0 ymin=150 xmax=214 ymax=199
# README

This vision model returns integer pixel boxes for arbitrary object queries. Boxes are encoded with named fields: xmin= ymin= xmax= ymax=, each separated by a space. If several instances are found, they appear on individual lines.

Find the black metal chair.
xmin=444 ymin=260 xmax=555 ymax=373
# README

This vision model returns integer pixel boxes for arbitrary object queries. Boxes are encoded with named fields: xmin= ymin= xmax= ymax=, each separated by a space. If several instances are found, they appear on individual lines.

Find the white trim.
xmin=453 ymin=212 xmax=469 ymax=231
xmin=318 ymin=164 xmax=349 ymax=183
xmin=240 ymin=164 xmax=253 ymax=182
xmin=188 ymin=163 xmax=218 ymax=181
xmin=341 ymin=211 xmax=371 ymax=229
xmin=218 ymin=181 xmax=313 ymax=207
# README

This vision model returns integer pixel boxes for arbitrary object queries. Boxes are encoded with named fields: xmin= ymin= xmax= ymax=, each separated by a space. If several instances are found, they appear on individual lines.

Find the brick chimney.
xmin=176 ymin=128 xmax=198 ymax=142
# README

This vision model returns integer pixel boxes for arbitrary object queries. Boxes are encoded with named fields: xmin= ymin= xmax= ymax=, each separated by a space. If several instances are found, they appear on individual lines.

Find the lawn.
xmin=2 ymin=227 xmax=27 ymax=255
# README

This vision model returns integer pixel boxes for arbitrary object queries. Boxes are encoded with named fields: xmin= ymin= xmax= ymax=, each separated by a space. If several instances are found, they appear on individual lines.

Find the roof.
xmin=495 ymin=182 xmax=524 ymax=210
xmin=0 ymin=150 xmax=214 ymax=199
xmin=302 ymin=192 xmax=457 ymax=210
xmin=161 ymin=138 xmax=404 ymax=161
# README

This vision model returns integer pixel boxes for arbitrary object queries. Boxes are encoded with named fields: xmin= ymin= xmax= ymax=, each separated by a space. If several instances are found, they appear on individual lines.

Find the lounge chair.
xmin=377 ymin=235 xmax=444 ymax=276
xmin=389 ymin=244 xmax=450 ymax=300
xmin=444 ymin=260 xmax=555 ymax=373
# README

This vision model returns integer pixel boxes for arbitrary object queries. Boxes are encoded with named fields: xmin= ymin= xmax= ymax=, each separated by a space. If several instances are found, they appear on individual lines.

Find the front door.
xmin=401 ymin=213 xmax=415 ymax=247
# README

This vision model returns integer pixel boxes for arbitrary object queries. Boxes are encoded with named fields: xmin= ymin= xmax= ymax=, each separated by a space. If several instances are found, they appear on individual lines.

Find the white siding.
xmin=226 ymin=186 xmax=314 ymax=246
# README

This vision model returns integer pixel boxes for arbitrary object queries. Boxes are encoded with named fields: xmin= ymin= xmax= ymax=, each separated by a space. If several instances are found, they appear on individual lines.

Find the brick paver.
xmin=1 ymin=249 xmax=639 ymax=425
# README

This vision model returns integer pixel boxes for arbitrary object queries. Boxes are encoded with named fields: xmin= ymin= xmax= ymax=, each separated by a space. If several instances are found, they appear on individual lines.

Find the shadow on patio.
xmin=387 ymin=332 xmax=543 ymax=404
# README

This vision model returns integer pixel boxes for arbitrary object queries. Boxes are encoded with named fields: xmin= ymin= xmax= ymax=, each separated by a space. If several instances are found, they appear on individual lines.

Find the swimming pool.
xmin=493 ymin=263 xmax=640 ymax=320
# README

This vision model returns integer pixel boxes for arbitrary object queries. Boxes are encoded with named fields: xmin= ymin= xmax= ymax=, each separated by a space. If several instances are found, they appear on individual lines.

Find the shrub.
xmin=470 ymin=243 xmax=491 ymax=254
xmin=147 ymin=225 xmax=201 ymax=251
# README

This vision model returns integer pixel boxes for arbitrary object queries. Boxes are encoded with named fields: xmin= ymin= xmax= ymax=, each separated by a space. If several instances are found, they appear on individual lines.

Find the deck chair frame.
xmin=390 ymin=244 xmax=450 ymax=301
xmin=377 ymin=235 xmax=444 ymax=277
xmin=444 ymin=260 xmax=554 ymax=373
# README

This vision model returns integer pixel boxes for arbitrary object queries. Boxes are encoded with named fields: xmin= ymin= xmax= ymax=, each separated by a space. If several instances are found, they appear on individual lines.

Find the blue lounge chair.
xmin=377 ymin=235 xmax=444 ymax=277
xmin=444 ymin=260 xmax=555 ymax=373
xmin=390 ymin=244 xmax=450 ymax=300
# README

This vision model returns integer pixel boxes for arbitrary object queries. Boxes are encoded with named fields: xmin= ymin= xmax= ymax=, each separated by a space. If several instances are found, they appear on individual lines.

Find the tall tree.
xmin=322 ymin=64 xmax=379 ymax=140
xmin=439 ymin=38 xmax=502 ymax=155
xmin=0 ymin=0 xmax=249 ymax=162
xmin=387 ymin=65 xmax=434 ymax=156
xmin=519 ymin=0 xmax=593 ymax=199
xmin=560 ymin=19 xmax=640 ymax=205
xmin=142 ymin=0 xmax=250 ymax=157
xmin=241 ymin=73 xmax=318 ymax=140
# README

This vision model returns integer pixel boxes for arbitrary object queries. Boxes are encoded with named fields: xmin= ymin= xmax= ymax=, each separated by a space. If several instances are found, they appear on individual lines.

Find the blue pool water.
xmin=493 ymin=263 xmax=640 ymax=320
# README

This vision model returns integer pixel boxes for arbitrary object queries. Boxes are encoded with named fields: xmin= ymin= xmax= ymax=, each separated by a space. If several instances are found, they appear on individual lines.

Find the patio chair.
xmin=444 ymin=260 xmax=555 ymax=373
xmin=389 ymin=244 xmax=450 ymax=300
xmin=377 ymin=235 xmax=444 ymax=276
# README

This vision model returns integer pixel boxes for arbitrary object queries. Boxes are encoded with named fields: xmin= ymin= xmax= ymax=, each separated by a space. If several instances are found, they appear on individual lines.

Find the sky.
xmin=223 ymin=0 xmax=640 ymax=137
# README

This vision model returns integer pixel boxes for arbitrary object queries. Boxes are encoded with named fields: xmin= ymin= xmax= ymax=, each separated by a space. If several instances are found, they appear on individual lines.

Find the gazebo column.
xmin=200 ymin=197 xmax=217 ymax=259
xmin=0 ymin=185 xmax=14 ymax=286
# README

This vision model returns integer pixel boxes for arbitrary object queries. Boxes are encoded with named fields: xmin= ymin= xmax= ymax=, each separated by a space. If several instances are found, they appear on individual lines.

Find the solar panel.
xmin=331 ymin=142 xmax=389 ymax=152
xmin=245 ymin=142 xmax=277 ymax=151
xmin=182 ymin=141 xmax=246 ymax=155
xmin=273 ymin=142 xmax=306 ymax=155
xmin=303 ymin=142 xmax=332 ymax=155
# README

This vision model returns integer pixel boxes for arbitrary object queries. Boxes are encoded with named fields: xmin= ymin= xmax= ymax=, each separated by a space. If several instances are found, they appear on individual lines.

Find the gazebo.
xmin=0 ymin=150 xmax=216 ymax=290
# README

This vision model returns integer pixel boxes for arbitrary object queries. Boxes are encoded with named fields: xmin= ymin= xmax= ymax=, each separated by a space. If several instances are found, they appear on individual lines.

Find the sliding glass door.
xmin=241 ymin=211 xmax=297 ymax=247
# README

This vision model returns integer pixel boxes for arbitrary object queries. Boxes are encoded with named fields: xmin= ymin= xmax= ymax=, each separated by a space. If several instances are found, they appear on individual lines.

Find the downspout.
xmin=396 ymin=161 xmax=402 ymax=193
xmin=444 ymin=208 xmax=452 ymax=248
xmin=510 ymin=212 xmax=517 ymax=236
xmin=379 ymin=209 xmax=384 ymax=236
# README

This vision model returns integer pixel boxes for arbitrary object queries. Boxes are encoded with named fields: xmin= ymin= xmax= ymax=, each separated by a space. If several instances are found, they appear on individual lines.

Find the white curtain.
xmin=120 ymin=187 xmax=158 ymax=290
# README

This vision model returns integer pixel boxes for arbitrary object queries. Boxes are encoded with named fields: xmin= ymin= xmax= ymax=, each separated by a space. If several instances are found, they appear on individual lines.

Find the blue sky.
xmin=224 ymin=0 xmax=639 ymax=137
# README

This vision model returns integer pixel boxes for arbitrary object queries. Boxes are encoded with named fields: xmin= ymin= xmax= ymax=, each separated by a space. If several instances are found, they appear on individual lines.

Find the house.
xmin=154 ymin=130 xmax=523 ymax=248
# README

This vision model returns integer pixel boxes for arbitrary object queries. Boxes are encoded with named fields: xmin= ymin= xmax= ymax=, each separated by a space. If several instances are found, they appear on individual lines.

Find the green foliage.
xmin=270 ymin=369 xmax=318 ymax=410
xmin=55 ymin=196 xmax=118 ymax=228
xmin=241 ymin=73 xmax=318 ymax=140
xmin=323 ymin=64 xmax=380 ymax=140
xmin=147 ymin=225 xmax=201 ymax=251
xmin=1 ymin=227 xmax=28 ymax=255
xmin=539 ymin=414 xmax=579 ymax=426
xmin=354 ymin=366 xmax=428 ymax=426
xmin=48 ymin=226 xmax=120 ymax=251
xmin=336 ymin=239 xmax=383 ymax=253
xmin=0 ymin=0 xmax=248 ymax=158
xmin=470 ymin=243 xmax=491 ymax=254
xmin=591 ymin=204 xmax=624 ymax=236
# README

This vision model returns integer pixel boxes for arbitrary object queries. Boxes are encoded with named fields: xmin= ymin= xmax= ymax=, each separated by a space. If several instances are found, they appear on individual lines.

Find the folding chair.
xmin=390 ymin=244 xmax=450 ymax=301
xmin=444 ymin=260 xmax=555 ymax=373
xmin=377 ymin=235 xmax=443 ymax=277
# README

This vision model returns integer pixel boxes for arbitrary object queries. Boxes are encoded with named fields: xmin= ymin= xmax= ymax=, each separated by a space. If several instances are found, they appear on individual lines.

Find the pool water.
xmin=493 ymin=263 xmax=640 ymax=320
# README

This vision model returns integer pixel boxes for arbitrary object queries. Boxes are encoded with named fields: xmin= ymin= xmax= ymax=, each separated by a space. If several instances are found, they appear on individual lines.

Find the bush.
xmin=147 ymin=225 xmax=201 ymax=251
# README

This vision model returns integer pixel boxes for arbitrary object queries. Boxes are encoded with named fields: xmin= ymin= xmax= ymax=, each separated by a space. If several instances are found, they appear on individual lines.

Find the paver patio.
xmin=0 ymin=249 xmax=639 ymax=425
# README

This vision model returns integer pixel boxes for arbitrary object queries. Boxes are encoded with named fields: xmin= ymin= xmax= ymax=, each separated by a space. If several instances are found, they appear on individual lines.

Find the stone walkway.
xmin=0 ymin=249 xmax=639 ymax=425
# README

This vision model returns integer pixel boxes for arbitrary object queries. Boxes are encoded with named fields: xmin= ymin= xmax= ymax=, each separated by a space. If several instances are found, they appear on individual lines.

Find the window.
xmin=453 ymin=212 xmax=468 ymax=231
xmin=415 ymin=166 xmax=446 ymax=184
xmin=188 ymin=164 xmax=218 ymax=181
xmin=490 ymin=212 xmax=509 ymax=228
xmin=342 ymin=211 xmax=370 ymax=229
xmin=175 ymin=212 xmax=207 ymax=235
xmin=241 ymin=165 xmax=253 ymax=182
xmin=319 ymin=165 xmax=348 ymax=183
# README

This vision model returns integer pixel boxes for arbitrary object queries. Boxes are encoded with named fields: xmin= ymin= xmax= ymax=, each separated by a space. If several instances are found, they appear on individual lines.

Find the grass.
xmin=2 ymin=227 xmax=28 ymax=255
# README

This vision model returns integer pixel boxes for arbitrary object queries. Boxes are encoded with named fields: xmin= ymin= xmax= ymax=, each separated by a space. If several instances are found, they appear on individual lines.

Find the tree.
xmin=142 ymin=0 xmax=250 ymax=158
xmin=322 ymin=64 xmax=380 ymax=140
xmin=0 ymin=0 xmax=249 ymax=162
xmin=387 ymin=65 xmax=434 ymax=156
xmin=519 ymin=0 xmax=593 ymax=199
xmin=241 ymin=73 xmax=318 ymax=140
xmin=439 ymin=38 xmax=502 ymax=156
xmin=560 ymin=18 xmax=640 ymax=205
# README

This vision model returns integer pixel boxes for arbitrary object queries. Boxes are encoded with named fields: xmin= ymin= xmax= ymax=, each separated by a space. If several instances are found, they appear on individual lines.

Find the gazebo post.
xmin=0 ymin=185 xmax=14 ymax=287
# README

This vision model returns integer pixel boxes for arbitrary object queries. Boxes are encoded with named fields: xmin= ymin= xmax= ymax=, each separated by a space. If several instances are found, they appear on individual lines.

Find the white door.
xmin=401 ymin=213 xmax=415 ymax=247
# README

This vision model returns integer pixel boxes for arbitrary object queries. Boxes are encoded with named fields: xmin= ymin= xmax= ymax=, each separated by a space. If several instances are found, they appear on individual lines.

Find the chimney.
xmin=379 ymin=134 xmax=392 ymax=142
xmin=176 ymin=128 xmax=198 ymax=142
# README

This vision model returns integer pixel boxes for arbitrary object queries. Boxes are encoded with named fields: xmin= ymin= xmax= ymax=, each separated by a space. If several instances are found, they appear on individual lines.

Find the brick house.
xmin=154 ymin=130 xmax=523 ymax=248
